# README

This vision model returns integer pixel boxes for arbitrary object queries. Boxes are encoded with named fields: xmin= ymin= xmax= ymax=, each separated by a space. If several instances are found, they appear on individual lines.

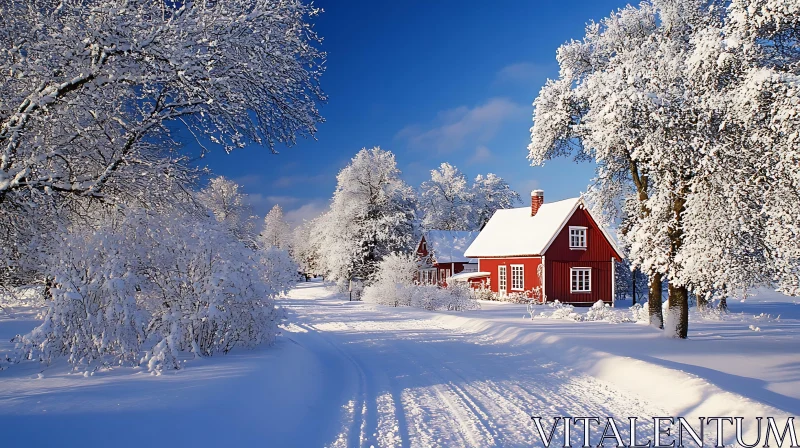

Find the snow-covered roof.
xmin=465 ymin=197 xmax=592 ymax=258
xmin=424 ymin=230 xmax=481 ymax=263
xmin=449 ymin=271 xmax=490 ymax=282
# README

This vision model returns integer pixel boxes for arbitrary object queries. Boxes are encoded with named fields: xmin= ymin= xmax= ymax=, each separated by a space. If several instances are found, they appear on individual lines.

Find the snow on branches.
xmin=12 ymin=178 xmax=297 ymax=372
xmin=260 ymin=205 xmax=293 ymax=251
xmin=419 ymin=163 xmax=519 ymax=232
xmin=314 ymin=147 xmax=418 ymax=284
xmin=0 ymin=0 xmax=325 ymax=213
xmin=362 ymin=252 xmax=480 ymax=312
xmin=528 ymin=0 xmax=800 ymax=337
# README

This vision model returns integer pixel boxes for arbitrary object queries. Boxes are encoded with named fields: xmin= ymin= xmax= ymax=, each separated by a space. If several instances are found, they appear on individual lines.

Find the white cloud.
xmin=245 ymin=194 xmax=301 ymax=217
xmin=285 ymin=200 xmax=329 ymax=225
xmin=233 ymin=174 xmax=264 ymax=188
xmin=273 ymin=174 xmax=329 ymax=189
xmin=468 ymin=146 xmax=493 ymax=165
xmin=494 ymin=62 xmax=554 ymax=85
xmin=395 ymin=97 xmax=527 ymax=153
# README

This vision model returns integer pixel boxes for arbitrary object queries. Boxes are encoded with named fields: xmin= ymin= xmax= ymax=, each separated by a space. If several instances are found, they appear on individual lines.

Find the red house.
xmin=416 ymin=230 xmax=480 ymax=287
xmin=463 ymin=190 xmax=623 ymax=305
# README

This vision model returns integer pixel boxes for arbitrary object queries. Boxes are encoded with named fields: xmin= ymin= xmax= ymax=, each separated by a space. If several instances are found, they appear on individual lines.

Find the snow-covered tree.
xmin=315 ymin=147 xmax=418 ymax=283
xmin=529 ymin=1 xmax=670 ymax=329
xmin=419 ymin=164 xmax=519 ymax=231
xmin=0 ymin=0 xmax=324 ymax=203
xmin=259 ymin=205 xmax=292 ymax=251
xmin=470 ymin=173 xmax=520 ymax=229
xmin=529 ymin=0 xmax=800 ymax=338
xmin=0 ymin=0 xmax=325 ymax=288
xmin=420 ymin=163 xmax=472 ymax=231
xmin=197 ymin=177 xmax=257 ymax=245
xmin=292 ymin=217 xmax=323 ymax=277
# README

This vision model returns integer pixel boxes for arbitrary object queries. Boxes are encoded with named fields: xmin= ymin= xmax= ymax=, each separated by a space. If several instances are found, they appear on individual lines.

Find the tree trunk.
xmin=648 ymin=272 xmax=664 ymax=329
xmin=632 ymin=272 xmax=637 ymax=305
xmin=667 ymin=283 xmax=689 ymax=339
xmin=696 ymin=292 xmax=708 ymax=310
xmin=718 ymin=297 xmax=728 ymax=312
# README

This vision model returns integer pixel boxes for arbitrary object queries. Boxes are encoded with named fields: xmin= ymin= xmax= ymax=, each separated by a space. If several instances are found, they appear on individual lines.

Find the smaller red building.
xmin=416 ymin=230 xmax=480 ymax=287
xmin=464 ymin=190 xmax=623 ymax=305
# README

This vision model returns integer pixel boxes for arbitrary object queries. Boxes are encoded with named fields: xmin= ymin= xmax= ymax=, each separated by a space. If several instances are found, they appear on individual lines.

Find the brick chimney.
xmin=531 ymin=190 xmax=544 ymax=216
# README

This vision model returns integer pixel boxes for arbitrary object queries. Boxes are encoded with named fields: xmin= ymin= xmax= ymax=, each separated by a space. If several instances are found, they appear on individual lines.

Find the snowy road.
xmin=281 ymin=281 xmax=666 ymax=447
xmin=4 ymin=281 xmax=790 ymax=447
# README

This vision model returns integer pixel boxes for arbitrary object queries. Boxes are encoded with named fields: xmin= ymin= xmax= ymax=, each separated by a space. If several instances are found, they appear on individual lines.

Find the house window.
xmin=571 ymin=268 xmax=591 ymax=293
xmin=569 ymin=226 xmax=587 ymax=249
xmin=420 ymin=269 xmax=436 ymax=285
xmin=498 ymin=265 xmax=507 ymax=293
xmin=511 ymin=265 xmax=524 ymax=291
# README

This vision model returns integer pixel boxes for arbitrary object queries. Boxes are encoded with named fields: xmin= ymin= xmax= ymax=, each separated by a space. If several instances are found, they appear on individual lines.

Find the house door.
xmin=498 ymin=265 xmax=507 ymax=294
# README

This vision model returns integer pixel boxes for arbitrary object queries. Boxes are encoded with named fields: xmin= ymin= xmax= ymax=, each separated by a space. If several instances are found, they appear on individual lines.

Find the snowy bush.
xmin=532 ymin=300 xmax=644 ymax=324
xmin=548 ymin=302 xmax=579 ymax=321
xmin=409 ymin=283 xmax=480 ymax=312
xmin=363 ymin=254 xmax=479 ymax=311
xmin=583 ymin=301 xmax=616 ymax=322
xmin=13 ymin=208 xmax=290 ymax=372
xmin=362 ymin=253 xmax=419 ymax=307
xmin=629 ymin=303 xmax=649 ymax=323
xmin=472 ymin=285 xmax=495 ymax=301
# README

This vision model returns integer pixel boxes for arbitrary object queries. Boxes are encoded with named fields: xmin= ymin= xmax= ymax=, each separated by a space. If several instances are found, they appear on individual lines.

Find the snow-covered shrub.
xmin=584 ymin=301 xmax=617 ymax=322
xmin=629 ymin=303 xmax=649 ymax=323
xmin=362 ymin=253 xmax=419 ymax=306
xmin=14 ymin=208 xmax=288 ymax=372
xmin=15 ymin=221 xmax=145 ymax=368
xmin=440 ymin=283 xmax=481 ymax=311
xmin=472 ymin=285 xmax=495 ymax=301
xmin=362 ymin=254 xmax=479 ymax=311
xmin=137 ymin=211 xmax=285 ymax=370
xmin=548 ymin=301 xmax=578 ymax=320
xmin=409 ymin=283 xmax=480 ymax=311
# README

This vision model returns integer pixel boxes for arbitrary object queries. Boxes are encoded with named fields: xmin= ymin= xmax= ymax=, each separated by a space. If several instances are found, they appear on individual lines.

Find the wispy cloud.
xmin=245 ymin=194 xmax=302 ymax=217
xmin=494 ymin=62 xmax=555 ymax=85
xmin=395 ymin=97 xmax=527 ymax=153
xmin=285 ymin=200 xmax=329 ymax=225
xmin=233 ymin=174 xmax=264 ymax=188
xmin=272 ymin=174 xmax=329 ymax=189
xmin=468 ymin=146 xmax=493 ymax=165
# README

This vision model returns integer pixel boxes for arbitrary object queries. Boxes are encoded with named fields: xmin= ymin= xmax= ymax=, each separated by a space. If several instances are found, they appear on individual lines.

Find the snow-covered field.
xmin=0 ymin=280 xmax=798 ymax=447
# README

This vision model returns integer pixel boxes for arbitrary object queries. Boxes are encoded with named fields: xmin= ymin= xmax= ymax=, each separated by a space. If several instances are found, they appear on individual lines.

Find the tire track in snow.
xmin=282 ymin=284 xmax=669 ymax=447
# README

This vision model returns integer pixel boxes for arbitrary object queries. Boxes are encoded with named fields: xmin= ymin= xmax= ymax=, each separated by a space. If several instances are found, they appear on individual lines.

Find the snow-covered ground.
xmin=0 ymin=281 xmax=797 ymax=447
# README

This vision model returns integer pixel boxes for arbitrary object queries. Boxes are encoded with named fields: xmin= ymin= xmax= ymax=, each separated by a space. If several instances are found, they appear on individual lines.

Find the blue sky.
xmin=197 ymin=0 xmax=630 ymax=224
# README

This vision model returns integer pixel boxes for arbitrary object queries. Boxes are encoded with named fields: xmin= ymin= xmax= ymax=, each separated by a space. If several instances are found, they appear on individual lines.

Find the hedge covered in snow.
xmin=361 ymin=253 xmax=480 ymax=311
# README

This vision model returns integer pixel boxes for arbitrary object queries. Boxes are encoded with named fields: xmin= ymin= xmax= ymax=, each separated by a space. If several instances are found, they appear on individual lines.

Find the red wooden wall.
xmin=545 ymin=260 xmax=613 ymax=304
xmin=478 ymin=257 xmax=542 ymax=294
xmin=543 ymin=207 xmax=620 ymax=262
xmin=543 ymin=206 xmax=620 ymax=304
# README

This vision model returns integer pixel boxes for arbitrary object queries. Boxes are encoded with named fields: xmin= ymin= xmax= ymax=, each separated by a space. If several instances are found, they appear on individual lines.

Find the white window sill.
xmin=511 ymin=288 xmax=524 ymax=292
xmin=571 ymin=291 xmax=592 ymax=294
xmin=569 ymin=247 xmax=587 ymax=250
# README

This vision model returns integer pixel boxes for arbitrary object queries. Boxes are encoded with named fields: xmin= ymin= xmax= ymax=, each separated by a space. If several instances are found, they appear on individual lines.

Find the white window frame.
xmin=571 ymin=267 xmax=592 ymax=293
xmin=569 ymin=226 xmax=587 ymax=249
xmin=498 ymin=265 xmax=507 ymax=294
xmin=510 ymin=264 xmax=524 ymax=291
